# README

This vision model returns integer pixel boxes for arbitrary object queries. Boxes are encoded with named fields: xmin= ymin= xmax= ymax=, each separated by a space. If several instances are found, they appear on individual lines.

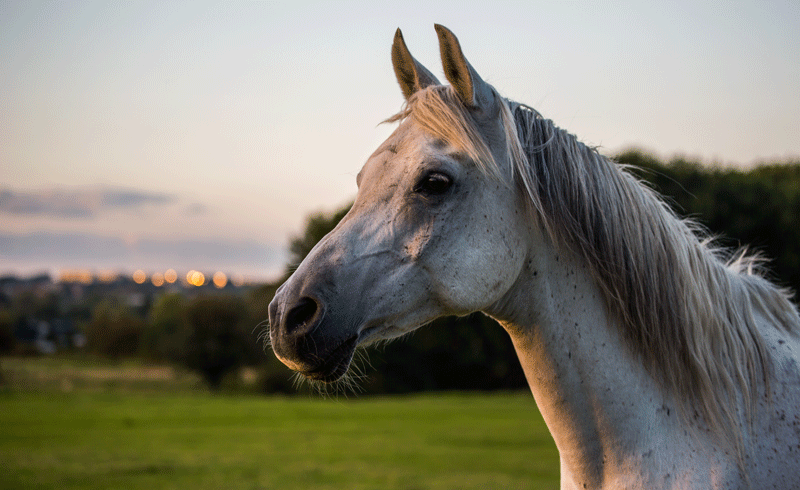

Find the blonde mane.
xmin=393 ymin=85 xmax=800 ymax=451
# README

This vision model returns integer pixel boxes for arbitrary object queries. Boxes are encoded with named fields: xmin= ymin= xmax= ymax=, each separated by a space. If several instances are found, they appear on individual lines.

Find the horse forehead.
xmin=363 ymin=127 xmax=444 ymax=178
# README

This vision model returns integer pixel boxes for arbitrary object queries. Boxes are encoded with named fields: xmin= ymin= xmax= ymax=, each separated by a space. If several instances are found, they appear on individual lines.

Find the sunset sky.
xmin=2 ymin=1 xmax=799 ymax=280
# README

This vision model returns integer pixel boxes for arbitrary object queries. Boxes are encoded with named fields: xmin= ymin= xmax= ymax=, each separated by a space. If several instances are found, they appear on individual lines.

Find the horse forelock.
xmin=386 ymin=86 xmax=507 ymax=181
xmin=389 ymin=84 xmax=800 ymax=455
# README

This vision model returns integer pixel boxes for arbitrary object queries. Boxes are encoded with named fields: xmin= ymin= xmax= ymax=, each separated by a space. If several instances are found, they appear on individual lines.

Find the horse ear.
xmin=434 ymin=24 xmax=497 ymax=114
xmin=392 ymin=28 xmax=440 ymax=100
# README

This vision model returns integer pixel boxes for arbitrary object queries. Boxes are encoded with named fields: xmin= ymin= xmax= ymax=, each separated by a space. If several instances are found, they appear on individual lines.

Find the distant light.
xmin=151 ymin=272 xmax=164 ymax=287
xmin=97 ymin=270 xmax=118 ymax=283
xmin=231 ymin=274 xmax=245 ymax=287
xmin=213 ymin=271 xmax=228 ymax=289
xmin=187 ymin=270 xmax=205 ymax=287
xmin=58 ymin=269 xmax=93 ymax=284
xmin=80 ymin=270 xmax=92 ymax=284
xmin=132 ymin=270 xmax=147 ymax=285
xmin=164 ymin=269 xmax=178 ymax=284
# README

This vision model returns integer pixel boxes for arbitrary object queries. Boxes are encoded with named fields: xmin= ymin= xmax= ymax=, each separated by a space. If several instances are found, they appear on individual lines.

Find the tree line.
xmin=3 ymin=150 xmax=799 ymax=394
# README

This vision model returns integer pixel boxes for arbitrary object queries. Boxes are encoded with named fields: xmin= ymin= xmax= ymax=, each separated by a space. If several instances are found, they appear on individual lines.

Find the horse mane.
xmin=393 ymin=84 xmax=800 ymax=451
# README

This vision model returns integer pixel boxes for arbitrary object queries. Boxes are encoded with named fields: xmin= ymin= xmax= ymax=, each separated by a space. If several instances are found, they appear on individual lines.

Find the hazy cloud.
xmin=184 ymin=203 xmax=209 ymax=216
xmin=0 ymin=187 xmax=175 ymax=218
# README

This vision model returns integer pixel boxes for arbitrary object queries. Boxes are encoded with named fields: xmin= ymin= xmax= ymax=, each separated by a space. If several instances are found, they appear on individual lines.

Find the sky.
xmin=1 ymin=0 xmax=799 ymax=281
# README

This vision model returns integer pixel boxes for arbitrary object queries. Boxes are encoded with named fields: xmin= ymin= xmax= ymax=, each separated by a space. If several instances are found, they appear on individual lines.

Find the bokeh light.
xmin=132 ymin=270 xmax=147 ymax=284
xmin=212 ymin=271 xmax=227 ymax=289
xmin=58 ymin=270 xmax=93 ymax=284
xmin=164 ymin=269 xmax=177 ymax=284
xmin=231 ymin=274 xmax=245 ymax=287
xmin=151 ymin=272 xmax=164 ymax=287
xmin=186 ymin=270 xmax=205 ymax=287
xmin=97 ymin=270 xmax=118 ymax=283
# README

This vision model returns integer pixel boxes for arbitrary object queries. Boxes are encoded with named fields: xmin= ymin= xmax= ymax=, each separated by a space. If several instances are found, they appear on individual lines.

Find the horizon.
xmin=1 ymin=266 xmax=257 ymax=289
xmin=3 ymin=1 xmax=799 ymax=278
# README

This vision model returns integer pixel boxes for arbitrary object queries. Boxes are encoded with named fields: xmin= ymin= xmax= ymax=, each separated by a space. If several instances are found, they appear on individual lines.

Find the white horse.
xmin=269 ymin=25 xmax=800 ymax=489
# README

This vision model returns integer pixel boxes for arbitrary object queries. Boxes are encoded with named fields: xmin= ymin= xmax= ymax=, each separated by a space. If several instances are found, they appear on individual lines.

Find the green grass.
xmin=0 ymin=355 xmax=205 ymax=394
xmin=0 ymin=357 xmax=559 ymax=489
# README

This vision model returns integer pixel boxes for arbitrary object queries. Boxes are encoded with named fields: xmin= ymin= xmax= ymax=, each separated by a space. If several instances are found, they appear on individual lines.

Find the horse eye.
xmin=416 ymin=172 xmax=453 ymax=195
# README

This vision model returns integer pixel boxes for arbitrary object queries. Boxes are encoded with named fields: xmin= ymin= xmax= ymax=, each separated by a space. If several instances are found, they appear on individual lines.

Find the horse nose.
xmin=269 ymin=293 xmax=325 ymax=369
xmin=270 ymin=293 xmax=323 ymax=340
xmin=284 ymin=296 xmax=321 ymax=335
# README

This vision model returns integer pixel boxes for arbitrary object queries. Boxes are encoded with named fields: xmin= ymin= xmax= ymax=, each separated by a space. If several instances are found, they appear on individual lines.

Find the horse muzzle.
xmin=268 ymin=293 xmax=357 ymax=382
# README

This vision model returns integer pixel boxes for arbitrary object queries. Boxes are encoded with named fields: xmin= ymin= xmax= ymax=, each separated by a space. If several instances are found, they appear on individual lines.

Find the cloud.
xmin=183 ymin=203 xmax=209 ymax=216
xmin=0 ymin=186 xmax=175 ymax=218
xmin=99 ymin=189 xmax=174 ymax=208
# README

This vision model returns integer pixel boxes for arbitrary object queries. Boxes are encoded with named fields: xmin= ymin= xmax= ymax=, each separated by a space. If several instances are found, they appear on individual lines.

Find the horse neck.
xmin=487 ymin=237 xmax=679 ymax=487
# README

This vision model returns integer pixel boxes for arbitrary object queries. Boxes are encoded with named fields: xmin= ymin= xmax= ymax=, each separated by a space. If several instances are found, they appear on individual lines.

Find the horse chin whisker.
xmin=290 ymin=372 xmax=309 ymax=393
xmin=290 ymin=353 xmax=371 ymax=399
xmin=353 ymin=346 xmax=376 ymax=374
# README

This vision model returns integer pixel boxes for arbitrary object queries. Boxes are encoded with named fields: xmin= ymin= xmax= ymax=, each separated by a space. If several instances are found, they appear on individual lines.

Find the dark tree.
xmin=182 ymin=296 xmax=256 ymax=391
xmin=143 ymin=293 xmax=186 ymax=362
xmin=84 ymin=300 xmax=145 ymax=359
xmin=0 ymin=312 xmax=14 ymax=355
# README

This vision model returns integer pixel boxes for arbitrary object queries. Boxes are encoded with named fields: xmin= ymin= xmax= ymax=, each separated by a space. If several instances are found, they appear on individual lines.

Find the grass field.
xmin=0 ymin=358 xmax=560 ymax=489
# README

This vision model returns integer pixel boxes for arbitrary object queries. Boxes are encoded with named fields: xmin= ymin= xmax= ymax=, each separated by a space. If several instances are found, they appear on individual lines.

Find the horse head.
xmin=268 ymin=25 xmax=528 ymax=382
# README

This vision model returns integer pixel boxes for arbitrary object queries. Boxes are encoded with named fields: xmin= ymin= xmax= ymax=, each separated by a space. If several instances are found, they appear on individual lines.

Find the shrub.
xmin=84 ymin=301 xmax=145 ymax=359
xmin=143 ymin=293 xmax=187 ymax=362
xmin=182 ymin=295 xmax=259 ymax=391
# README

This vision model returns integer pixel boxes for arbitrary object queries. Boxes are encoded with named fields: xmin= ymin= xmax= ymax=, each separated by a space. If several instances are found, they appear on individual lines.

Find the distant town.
xmin=0 ymin=269 xmax=268 ymax=356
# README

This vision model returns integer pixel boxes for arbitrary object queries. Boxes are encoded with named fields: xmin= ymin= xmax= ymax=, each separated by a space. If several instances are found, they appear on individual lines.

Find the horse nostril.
xmin=284 ymin=296 xmax=320 ymax=334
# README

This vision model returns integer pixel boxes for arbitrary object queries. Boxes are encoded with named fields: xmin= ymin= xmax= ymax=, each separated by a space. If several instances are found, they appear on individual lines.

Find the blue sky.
xmin=2 ymin=1 xmax=799 ymax=279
